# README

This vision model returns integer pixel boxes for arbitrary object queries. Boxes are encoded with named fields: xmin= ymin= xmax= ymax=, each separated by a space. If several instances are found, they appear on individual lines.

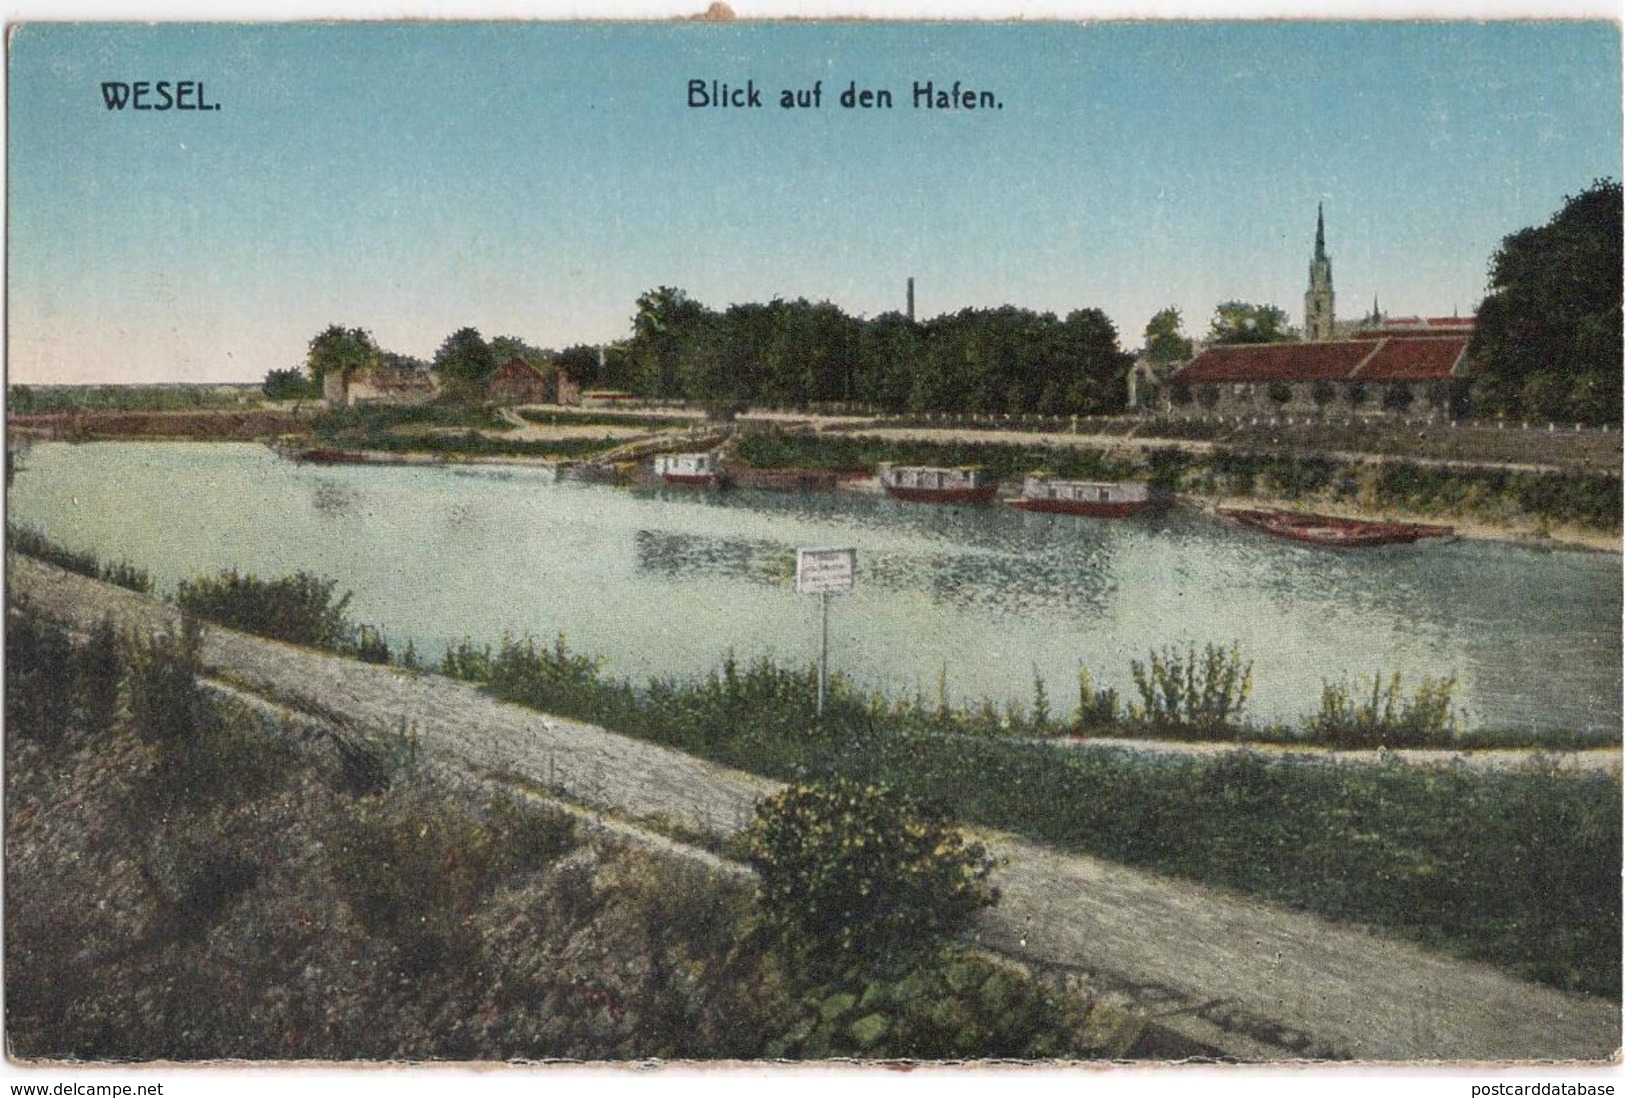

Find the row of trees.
xmin=609 ymin=287 xmax=1136 ymax=416
xmin=270 ymin=180 xmax=1620 ymax=425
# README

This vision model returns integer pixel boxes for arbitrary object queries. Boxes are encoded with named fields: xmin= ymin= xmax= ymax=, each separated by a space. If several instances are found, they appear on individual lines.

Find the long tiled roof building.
xmin=1155 ymin=208 xmax=1473 ymax=418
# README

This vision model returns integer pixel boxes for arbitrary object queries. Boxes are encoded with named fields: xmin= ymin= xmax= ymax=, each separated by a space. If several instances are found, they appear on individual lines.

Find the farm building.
xmin=488 ymin=358 xmax=552 ymax=405
xmin=322 ymin=365 xmax=438 ymax=408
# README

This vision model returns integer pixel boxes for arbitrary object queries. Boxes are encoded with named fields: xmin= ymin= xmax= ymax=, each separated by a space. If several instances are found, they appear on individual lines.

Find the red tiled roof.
xmin=1353 ymin=336 xmax=1468 ymax=381
xmin=1172 ymin=342 xmax=1376 ymax=384
xmin=1426 ymin=316 xmax=1476 ymax=328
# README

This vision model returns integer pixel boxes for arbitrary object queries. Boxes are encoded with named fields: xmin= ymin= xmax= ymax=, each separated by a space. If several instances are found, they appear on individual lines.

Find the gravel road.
xmin=10 ymin=554 xmax=1618 ymax=1062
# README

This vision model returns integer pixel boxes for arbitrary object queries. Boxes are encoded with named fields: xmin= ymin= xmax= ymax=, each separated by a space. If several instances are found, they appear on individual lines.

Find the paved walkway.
xmin=11 ymin=555 xmax=1619 ymax=1062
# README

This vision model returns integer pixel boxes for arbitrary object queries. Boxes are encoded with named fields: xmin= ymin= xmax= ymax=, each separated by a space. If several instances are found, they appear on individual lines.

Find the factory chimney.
xmin=906 ymin=277 xmax=915 ymax=322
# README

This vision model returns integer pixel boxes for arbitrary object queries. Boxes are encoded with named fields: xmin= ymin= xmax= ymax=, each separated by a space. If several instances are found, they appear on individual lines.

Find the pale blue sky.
xmin=7 ymin=20 xmax=1620 ymax=383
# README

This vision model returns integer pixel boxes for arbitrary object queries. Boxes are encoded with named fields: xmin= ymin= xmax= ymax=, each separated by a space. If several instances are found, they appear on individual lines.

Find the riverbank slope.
xmin=11 ymin=555 xmax=1617 ymax=1063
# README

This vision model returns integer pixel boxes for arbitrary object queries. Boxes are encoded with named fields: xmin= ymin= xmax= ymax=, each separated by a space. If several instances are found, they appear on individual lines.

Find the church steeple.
xmin=1304 ymin=203 xmax=1336 ymax=342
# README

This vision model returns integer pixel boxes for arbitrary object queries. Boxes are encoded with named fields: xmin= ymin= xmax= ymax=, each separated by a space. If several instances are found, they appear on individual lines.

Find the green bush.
xmin=767 ymin=947 xmax=1098 ymax=1061
xmin=1309 ymin=672 xmax=1462 ymax=748
xmin=744 ymin=780 xmax=998 ymax=973
xmin=127 ymin=620 xmax=209 ymax=745
xmin=331 ymin=786 xmax=501 ymax=955
xmin=8 ymin=524 xmax=153 ymax=592
xmin=175 ymin=569 xmax=352 ymax=650
xmin=1129 ymin=642 xmax=1253 ymax=736
xmin=5 ymin=602 xmax=81 ymax=746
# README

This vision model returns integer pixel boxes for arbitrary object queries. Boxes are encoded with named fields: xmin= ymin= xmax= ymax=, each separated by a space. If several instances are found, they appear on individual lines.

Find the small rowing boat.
xmin=1220 ymin=507 xmax=1454 ymax=548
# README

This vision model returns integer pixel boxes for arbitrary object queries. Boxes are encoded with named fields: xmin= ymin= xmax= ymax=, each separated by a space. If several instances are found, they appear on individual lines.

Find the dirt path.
xmin=10 ymin=555 xmax=1618 ymax=1063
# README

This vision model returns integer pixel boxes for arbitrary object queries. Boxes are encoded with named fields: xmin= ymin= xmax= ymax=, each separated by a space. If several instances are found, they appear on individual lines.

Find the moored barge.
xmin=654 ymin=451 xmax=725 ymax=486
xmin=878 ymin=464 xmax=1000 ymax=504
xmin=1009 ymin=476 xmax=1165 ymax=517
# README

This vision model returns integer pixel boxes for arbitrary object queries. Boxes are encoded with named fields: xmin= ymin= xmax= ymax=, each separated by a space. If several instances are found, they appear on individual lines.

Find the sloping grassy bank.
xmin=12 ymin=539 xmax=1618 ymax=1002
xmin=5 ymin=604 xmax=1133 ymax=1062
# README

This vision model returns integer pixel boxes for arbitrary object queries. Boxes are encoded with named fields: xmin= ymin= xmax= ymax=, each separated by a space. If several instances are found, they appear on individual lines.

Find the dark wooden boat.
xmin=1008 ymin=476 xmax=1166 ymax=517
xmin=878 ymin=464 xmax=999 ymax=504
xmin=1220 ymin=507 xmax=1454 ymax=548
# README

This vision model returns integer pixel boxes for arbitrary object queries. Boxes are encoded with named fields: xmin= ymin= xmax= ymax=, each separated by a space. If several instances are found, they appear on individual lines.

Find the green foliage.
xmin=175 ymin=569 xmax=353 ymax=650
xmin=1470 ymin=179 xmax=1623 ymax=425
xmin=306 ymin=324 xmax=381 ymax=390
xmin=1209 ymin=300 xmax=1294 ymax=345
xmin=768 ymin=947 xmax=1098 ymax=1061
xmin=7 ymin=383 xmax=258 ymax=414
xmin=517 ymin=408 xmax=691 ymax=429
xmin=1074 ymin=666 xmax=1121 ymax=731
xmin=353 ymin=624 xmax=391 ymax=665
xmin=745 ymin=780 xmax=998 ymax=973
xmin=1129 ymin=642 xmax=1253 ymax=736
xmin=331 ymin=786 xmax=502 ymax=942
xmin=127 ymin=620 xmax=209 ymax=746
xmin=432 ymin=326 xmax=498 ymax=401
xmin=1143 ymin=306 xmax=1193 ymax=363
xmin=262 ymin=367 xmax=314 ymax=401
xmin=734 ymin=431 xmax=1137 ymax=482
xmin=1309 ymin=673 xmax=1462 ymax=748
xmin=8 ymin=524 xmax=153 ymax=592
xmin=621 ymin=287 xmax=1132 ymax=415
xmin=5 ymin=603 xmax=83 ymax=746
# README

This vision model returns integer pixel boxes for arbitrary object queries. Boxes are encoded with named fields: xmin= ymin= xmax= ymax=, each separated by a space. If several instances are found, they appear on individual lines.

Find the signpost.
xmin=795 ymin=547 xmax=856 ymax=717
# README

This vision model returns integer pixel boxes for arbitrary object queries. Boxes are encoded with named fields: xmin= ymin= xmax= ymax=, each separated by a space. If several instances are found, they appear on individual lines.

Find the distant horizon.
xmin=8 ymin=21 xmax=1619 ymax=385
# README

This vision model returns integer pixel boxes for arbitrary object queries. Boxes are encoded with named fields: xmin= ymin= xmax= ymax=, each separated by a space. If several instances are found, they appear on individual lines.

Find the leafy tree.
xmin=630 ymin=286 xmax=715 ymax=398
xmin=1144 ymin=306 xmax=1194 ymax=362
xmin=489 ymin=335 xmax=552 ymax=367
xmin=1383 ymin=382 xmax=1414 ymax=412
xmin=261 ymin=367 xmax=312 ymax=401
xmin=306 ymin=325 xmax=381 ymax=391
xmin=432 ymin=327 xmax=497 ymax=402
xmin=554 ymin=344 xmax=602 ymax=390
xmin=1267 ymin=381 xmax=1293 ymax=407
xmin=1209 ymin=301 xmax=1294 ymax=345
xmin=1470 ymin=179 xmax=1623 ymax=424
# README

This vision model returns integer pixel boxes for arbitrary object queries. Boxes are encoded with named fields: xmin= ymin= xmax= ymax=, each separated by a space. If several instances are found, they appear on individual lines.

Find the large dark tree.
xmin=1470 ymin=179 xmax=1623 ymax=425
xmin=630 ymin=286 xmax=715 ymax=399
xmin=432 ymin=327 xmax=497 ymax=401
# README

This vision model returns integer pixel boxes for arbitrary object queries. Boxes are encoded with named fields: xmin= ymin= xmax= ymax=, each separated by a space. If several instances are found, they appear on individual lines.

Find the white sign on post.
xmin=795 ymin=548 xmax=856 ymax=717
xmin=795 ymin=547 xmax=856 ymax=595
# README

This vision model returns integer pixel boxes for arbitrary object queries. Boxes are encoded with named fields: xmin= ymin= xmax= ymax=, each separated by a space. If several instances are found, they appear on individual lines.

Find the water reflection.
xmin=634 ymin=529 xmax=793 ymax=587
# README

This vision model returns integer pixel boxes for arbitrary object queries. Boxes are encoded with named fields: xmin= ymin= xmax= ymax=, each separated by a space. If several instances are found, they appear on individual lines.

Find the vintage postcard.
xmin=4 ymin=9 xmax=1621 ymax=1082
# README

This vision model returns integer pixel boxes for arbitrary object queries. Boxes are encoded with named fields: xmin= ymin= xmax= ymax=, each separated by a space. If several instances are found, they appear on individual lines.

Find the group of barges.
xmin=650 ymin=455 xmax=1453 ymax=549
